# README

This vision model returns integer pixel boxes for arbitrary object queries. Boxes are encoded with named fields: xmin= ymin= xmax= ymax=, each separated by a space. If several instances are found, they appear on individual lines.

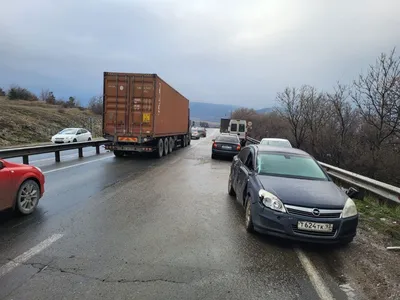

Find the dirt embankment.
xmin=0 ymin=97 xmax=102 ymax=147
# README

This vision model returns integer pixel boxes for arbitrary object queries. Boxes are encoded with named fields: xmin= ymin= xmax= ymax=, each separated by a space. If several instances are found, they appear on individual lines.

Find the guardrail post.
xmin=96 ymin=145 xmax=100 ymax=155
xmin=78 ymin=148 xmax=83 ymax=158
xmin=55 ymin=151 xmax=60 ymax=163
xmin=22 ymin=155 xmax=29 ymax=165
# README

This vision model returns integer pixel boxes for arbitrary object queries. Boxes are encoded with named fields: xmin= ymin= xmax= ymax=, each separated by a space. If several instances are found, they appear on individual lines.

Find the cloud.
xmin=0 ymin=0 xmax=399 ymax=107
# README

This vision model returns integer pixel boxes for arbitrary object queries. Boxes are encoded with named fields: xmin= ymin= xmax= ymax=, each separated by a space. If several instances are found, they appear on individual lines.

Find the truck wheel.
xmin=114 ymin=150 xmax=124 ymax=158
xmin=156 ymin=139 xmax=164 ymax=158
xmin=187 ymin=135 xmax=191 ymax=145
xmin=180 ymin=135 xmax=185 ymax=148
xmin=169 ymin=137 xmax=174 ymax=153
xmin=184 ymin=135 xmax=188 ymax=147
xmin=164 ymin=138 xmax=169 ymax=156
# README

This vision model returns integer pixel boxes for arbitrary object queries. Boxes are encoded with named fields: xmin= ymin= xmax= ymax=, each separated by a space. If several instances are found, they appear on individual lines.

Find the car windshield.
xmin=256 ymin=152 xmax=328 ymax=180
xmin=216 ymin=135 xmax=238 ymax=143
xmin=260 ymin=139 xmax=292 ymax=148
xmin=58 ymin=129 xmax=77 ymax=134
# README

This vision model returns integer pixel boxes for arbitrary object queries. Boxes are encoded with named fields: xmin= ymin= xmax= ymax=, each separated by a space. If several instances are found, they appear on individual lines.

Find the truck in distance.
xmin=102 ymin=72 xmax=191 ymax=158
xmin=220 ymin=118 xmax=230 ymax=133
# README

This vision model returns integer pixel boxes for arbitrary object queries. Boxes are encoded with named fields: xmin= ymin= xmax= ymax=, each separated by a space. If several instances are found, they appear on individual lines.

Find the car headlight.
xmin=341 ymin=198 xmax=358 ymax=218
xmin=258 ymin=189 xmax=286 ymax=213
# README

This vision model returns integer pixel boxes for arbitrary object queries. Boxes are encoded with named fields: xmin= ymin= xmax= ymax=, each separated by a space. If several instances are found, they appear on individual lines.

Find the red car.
xmin=0 ymin=159 xmax=45 ymax=215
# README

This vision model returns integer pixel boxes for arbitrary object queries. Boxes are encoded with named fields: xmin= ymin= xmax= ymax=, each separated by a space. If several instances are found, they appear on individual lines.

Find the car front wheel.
xmin=245 ymin=196 xmax=254 ymax=232
xmin=16 ymin=179 xmax=40 ymax=215
xmin=228 ymin=174 xmax=235 ymax=196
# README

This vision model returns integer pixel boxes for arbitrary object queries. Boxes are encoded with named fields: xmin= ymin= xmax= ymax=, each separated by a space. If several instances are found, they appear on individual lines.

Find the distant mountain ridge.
xmin=189 ymin=102 xmax=274 ymax=122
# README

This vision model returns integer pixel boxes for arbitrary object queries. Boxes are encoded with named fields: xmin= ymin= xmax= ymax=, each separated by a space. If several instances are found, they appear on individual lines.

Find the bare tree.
xmin=276 ymin=86 xmax=308 ymax=148
xmin=352 ymin=48 xmax=400 ymax=176
xmin=352 ymin=48 xmax=400 ymax=147
xmin=326 ymin=83 xmax=358 ymax=166
xmin=40 ymin=89 xmax=50 ymax=102
xmin=88 ymin=95 xmax=103 ymax=115
xmin=301 ymin=85 xmax=329 ymax=157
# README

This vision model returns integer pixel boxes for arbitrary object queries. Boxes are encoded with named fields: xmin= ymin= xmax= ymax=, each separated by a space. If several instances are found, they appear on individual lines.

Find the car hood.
xmin=258 ymin=175 xmax=347 ymax=209
xmin=4 ymin=160 xmax=39 ymax=171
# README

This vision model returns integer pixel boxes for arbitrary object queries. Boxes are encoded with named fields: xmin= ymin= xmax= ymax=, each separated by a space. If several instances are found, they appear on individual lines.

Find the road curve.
xmin=0 ymin=130 xmax=360 ymax=299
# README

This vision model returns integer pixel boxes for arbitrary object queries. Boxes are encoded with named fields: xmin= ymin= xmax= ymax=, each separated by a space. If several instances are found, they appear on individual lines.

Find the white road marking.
xmin=340 ymin=283 xmax=356 ymax=299
xmin=294 ymin=248 xmax=334 ymax=300
xmin=43 ymin=155 xmax=113 ymax=174
xmin=0 ymin=233 xmax=63 ymax=278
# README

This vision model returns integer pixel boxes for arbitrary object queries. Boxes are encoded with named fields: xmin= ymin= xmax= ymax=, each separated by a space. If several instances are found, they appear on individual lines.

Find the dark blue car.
xmin=228 ymin=145 xmax=359 ymax=244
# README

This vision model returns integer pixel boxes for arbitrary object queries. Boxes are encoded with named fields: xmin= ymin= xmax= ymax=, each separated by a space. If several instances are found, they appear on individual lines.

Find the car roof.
xmin=253 ymin=144 xmax=310 ymax=156
xmin=261 ymin=138 xmax=290 ymax=142
xmin=218 ymin=133 xmax=239 ymax=137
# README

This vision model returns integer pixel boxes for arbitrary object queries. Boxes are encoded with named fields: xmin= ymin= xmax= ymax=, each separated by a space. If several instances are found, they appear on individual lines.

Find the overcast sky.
xmin=0 ymin=0 xmax=399 ymax=108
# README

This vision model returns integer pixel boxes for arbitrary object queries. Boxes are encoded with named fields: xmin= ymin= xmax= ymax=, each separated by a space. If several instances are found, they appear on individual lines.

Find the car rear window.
xmin=256 ymin=152 xmax=328 ymax=180
xmin=239 ymin=124 xmax=246 ymax=132
xmin=216 ymin=135 xmax=239 ymax=143
xmin=230 ymin=123 xmax=237 ymax=131
xmin=260 ymin=140 xmax=292 ymax=148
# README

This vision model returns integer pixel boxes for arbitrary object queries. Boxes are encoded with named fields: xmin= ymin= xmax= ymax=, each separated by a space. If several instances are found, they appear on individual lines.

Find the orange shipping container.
xmin=103 ymin=72 xmax=190 ymax=139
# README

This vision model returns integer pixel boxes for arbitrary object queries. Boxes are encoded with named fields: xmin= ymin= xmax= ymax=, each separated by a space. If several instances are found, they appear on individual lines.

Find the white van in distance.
xmin=228 ymin=119 xmax=247 ymax=145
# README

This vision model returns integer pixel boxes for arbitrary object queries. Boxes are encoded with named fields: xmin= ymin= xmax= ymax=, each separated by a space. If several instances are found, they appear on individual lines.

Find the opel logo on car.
xmin=312 ymin=208 xmax=320 ymax=216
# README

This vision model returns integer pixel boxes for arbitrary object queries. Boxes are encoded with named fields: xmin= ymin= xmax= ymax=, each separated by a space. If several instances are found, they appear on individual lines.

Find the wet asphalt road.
xmin=0 ymin=129 xmax=357 ymax=299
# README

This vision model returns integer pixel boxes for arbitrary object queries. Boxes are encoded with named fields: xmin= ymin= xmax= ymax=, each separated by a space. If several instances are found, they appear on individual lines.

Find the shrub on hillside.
xmin=40 ymin=89 xmax=56 ymax=104
xmin=7 ymin=85 xmax=38 ymax=101
xmin=0 ymin=87 xmax=6 ymax=96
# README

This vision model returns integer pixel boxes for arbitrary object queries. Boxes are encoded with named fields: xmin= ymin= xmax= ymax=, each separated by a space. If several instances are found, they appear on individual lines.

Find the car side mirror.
xmin=0 ymin=161 xmax=4 ymax=170
xmin=345 ymin=187 xmax=359 ymax=198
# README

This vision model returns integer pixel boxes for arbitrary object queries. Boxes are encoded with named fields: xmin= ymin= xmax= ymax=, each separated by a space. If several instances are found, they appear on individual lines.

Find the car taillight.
xmin=213 ymin=142 xmax=217 ymax=148
xmin=236 ymin=145 xmax=241 ymax=151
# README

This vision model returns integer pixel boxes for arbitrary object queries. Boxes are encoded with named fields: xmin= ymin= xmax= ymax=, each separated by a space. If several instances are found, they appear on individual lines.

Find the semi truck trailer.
xmin=102 ymin=72 xmax=191 ymax=158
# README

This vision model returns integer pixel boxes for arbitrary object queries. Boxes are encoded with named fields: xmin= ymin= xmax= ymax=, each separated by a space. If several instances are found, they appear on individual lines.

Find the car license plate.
xmin=297 ymin=221 xmax=333 ymax=232
xmin=222 ymin=146 xmax=231 ymax=150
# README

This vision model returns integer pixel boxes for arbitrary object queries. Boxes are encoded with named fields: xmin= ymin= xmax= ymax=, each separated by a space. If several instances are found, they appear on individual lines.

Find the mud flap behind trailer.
xmin=105 ymin=134 xmax=190 ymax=158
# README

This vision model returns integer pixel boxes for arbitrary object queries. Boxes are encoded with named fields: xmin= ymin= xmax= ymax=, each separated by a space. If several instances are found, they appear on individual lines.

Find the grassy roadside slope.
xmin=0 ymin=97 xmax=102 ymax=147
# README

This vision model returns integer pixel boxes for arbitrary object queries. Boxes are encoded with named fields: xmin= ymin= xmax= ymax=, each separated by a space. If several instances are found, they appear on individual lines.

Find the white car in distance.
xmin=260 ymin=138 xmax=292 ymax=148
xmin=51 ymin=128 xmax=92 ymax=144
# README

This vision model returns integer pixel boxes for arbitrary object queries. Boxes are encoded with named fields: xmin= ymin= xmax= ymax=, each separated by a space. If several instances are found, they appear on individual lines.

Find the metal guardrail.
xmin=0 ymin=139 xmax=111 ymax=164
xmin=245 ymin=137 xmax=400 ymax=204
xmin=246 ymin=137 xmax=260 ymax=144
